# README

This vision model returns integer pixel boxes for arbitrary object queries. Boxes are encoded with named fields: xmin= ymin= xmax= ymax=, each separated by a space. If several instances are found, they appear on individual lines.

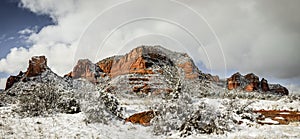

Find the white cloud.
xmin=0 ymin=78 xmax=6 ymax=89
xmin=0 ymin=0 xmax=299 ymax=89
xmin=18 ymin=28 xmax=35 ymax=35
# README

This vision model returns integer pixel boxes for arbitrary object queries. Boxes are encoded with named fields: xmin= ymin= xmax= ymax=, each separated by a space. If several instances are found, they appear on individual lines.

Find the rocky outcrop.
xmin=261 ymin=78 xmax=270 ymax=92
xmin=244 ymin=73 xmax=260 ymax=91
xmin=97 ymin=56 xmax=114 ymax=75
xmin=270 ymin=84 xmax=289 ymax=96
xmin=178 ymin=60 xmax=199 ymax=79
xmin=227 ymin=72 xmax=288 ymax=95
xmin=227 ymin=72 xmax=260 ymax=91
xmin=65 ymin=59 xmax=100 ymax=83
xmin=5 ymin=56 xmax=48 ymax=91
xmin=205 ymin=74 xmax=220 ymax=82
xmin=125 ymin=110 xmax=157 ymax=126
xmin=25 ymin=56 xmax=47 ymax=77
xmin=227 ymin=72 xmax=243 ymax=90
xmin=5 ymin=71 xmax=24 ymax=91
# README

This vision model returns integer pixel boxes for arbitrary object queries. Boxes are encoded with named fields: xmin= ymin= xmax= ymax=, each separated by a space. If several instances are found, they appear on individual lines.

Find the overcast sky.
xmin=0 ymin=0 xmax=299 ymax=94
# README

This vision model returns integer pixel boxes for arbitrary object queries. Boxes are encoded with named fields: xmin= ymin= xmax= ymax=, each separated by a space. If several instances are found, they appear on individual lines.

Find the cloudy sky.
xmin=0 ymin=0 xmax=299 ymax=93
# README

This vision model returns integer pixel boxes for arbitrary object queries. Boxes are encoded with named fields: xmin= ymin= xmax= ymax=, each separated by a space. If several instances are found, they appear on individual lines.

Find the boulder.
xmin=125 ymin=110 xmax=157 ymax=126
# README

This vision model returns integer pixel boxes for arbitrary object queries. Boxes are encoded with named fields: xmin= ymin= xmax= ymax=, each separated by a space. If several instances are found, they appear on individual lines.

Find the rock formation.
xmin=227 ymin=72 xmax=243 ymax=90
xmin=65 ymin=59 xmax=100 ymax=83
xmin=244 ymin=73 xmax=260 ymax=91
xmin=5 ymin=56 xmax=48 ymax=90
xmin=261 ymin=78 xmax=270 ymax=92
xmin=67 ymin=46 xmax=200 ymax=80
xmin=227 ymin=72 xmax=289 ymax=95
xmin=25 ymin=56 xmax=48 ymax=77
xmin=125 ymin=110 xmax=157 ymax=126
xmin=66 ymin=46 xmax=203 ymax=94
xmin=96 ymin=46 xmax=171 ymax=78
xmin=270 ymin=84 xmax=289 ymax=96
xmin=5 ymin=71 xmax=24 ymax=91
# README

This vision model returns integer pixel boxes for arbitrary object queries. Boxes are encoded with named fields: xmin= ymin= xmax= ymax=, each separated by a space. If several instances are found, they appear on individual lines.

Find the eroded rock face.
xmin=244 ymin=73 xmax=259 ymax=91
xmin=125 ymin=110 xmax=157 ymax=126
xmin=178 ymin=60 xmax=199 ymax=79
xmin=227 ymin=72 xmax=242 ymax=90
xmin=98 ymin=47 xmax=171 ymax=78
xmin=97 ymin=57 xmax=114 ymax=74
xmin=67 ymin=59 xmax=99 ymax=83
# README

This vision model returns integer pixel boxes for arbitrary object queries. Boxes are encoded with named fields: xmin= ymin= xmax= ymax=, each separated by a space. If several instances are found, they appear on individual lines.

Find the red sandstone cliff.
xmin=5 ymin=56 xmax=48 ymax=90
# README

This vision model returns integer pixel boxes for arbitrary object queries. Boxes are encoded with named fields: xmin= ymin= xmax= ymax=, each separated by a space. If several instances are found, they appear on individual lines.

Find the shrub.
xmin=14 ymin=83 xmax=80 ymax=117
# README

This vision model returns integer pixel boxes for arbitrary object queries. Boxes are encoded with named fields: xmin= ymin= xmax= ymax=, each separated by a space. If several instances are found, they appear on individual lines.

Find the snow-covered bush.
xmin=81 ymin=90 xmax=124 ymax=124
xmin=14 ymin=83 xmax=80 ymax=117
xmin=151 ymin=89 xmax=235 ymax=137
xmin=151 ymin=93 xmax=193 ymax=136
xmin=179 ymin=102 xmax=229 ymax=137
xmin=150 ymin=87 xmax=261 ymax=137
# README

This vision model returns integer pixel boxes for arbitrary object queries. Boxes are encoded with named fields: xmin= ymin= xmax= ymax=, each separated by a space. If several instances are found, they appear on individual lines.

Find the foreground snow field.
xmin=1 ymin=97 xmax=300 ymax=139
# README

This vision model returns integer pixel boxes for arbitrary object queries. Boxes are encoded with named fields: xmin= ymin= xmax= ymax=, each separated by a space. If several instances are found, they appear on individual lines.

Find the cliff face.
xmin=65 ymin=59 xmax=100 ymax=83
xmin=95 ymin=46 xmax=199 ymax=79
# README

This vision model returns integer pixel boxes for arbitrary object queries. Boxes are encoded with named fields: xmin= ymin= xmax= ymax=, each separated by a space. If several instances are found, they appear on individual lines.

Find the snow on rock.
xmin=258 ymin=118 xmax=280 ymax=125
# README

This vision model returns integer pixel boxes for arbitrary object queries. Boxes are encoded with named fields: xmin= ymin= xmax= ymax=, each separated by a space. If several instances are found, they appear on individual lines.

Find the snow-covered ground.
xmin=1 ymin=110 xmax=299 ymax=139
xmin=248 ymin=98 xmax=300 ymax=111
xmin=1 ymin=111 xmax=160 ymax=139
xmin=1 ymin=97 xmax=300 ymax=139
